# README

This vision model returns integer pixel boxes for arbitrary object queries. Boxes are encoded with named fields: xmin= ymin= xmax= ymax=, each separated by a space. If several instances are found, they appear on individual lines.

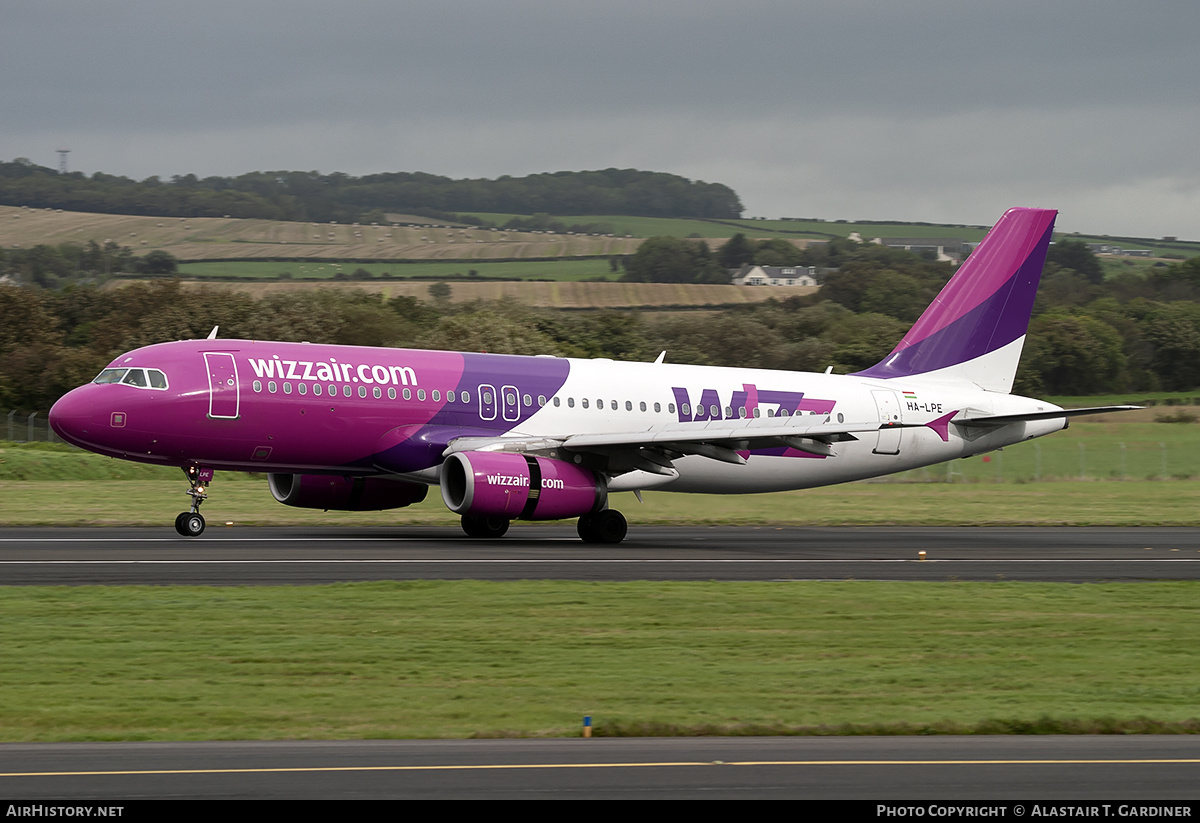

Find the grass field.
xmin=3 ymin=581 xmax=1199 ymax=741
xmin=4 ymin=415 xmax=1200 ymax=526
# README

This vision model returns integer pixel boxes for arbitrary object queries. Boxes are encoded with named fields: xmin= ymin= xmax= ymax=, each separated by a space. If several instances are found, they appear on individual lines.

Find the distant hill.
xmin=0 ymin=161 xmax=743 ymax=223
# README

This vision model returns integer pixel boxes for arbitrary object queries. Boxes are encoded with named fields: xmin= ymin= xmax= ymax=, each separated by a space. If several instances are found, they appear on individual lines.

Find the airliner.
xmin=49 ymin=208 xmax=1135 ymax=542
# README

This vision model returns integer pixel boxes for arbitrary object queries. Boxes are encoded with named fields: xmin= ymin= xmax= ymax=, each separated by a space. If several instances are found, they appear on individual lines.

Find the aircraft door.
xmin=871 ymin=389 xmax=902 ymax=455
xmin=501 ymin=384 xmax=520 ymax=422
xmin=204 ymin=352 xmax=240 ymax=419
xmin=478 ymin=384 xmax=497 ymax=421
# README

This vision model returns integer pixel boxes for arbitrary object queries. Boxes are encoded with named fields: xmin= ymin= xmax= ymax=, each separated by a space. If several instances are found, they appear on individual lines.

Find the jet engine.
xmin=440 ymin=451 xmax=606 ymax=520
xmin=268 ymin=473 xmax=428 ymax=511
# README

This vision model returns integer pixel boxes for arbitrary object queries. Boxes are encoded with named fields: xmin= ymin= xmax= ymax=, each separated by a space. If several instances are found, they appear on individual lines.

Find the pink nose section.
xmin=49 ymin=387 xmax=96 ymax=444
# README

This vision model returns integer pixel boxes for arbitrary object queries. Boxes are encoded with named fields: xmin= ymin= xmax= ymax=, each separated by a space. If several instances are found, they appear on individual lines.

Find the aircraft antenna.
xmin=207 ymin=326 xmax=219 ymax=340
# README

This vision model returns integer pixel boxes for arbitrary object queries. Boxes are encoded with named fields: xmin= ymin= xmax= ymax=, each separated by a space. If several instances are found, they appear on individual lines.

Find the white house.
xmin=730 ymin=265 xmax=819 ymax=287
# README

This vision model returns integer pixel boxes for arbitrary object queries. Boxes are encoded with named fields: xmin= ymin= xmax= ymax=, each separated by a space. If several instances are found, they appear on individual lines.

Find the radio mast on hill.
xmin=57 ymin=148 xmax=70 ymax=174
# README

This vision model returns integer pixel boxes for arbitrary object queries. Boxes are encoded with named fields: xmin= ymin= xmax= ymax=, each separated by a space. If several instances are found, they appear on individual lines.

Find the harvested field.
xmin=0 ymin=206 xmax=641 ymax=261
xmin=175 ymin=279 xmax=818 ymax=309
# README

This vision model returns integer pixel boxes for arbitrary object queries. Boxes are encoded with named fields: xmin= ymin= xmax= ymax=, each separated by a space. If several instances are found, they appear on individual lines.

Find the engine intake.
xmin=268 ymin=473 xmax=428 ymax=511
xmin=440 ymin=451 xmax=606 ymax=520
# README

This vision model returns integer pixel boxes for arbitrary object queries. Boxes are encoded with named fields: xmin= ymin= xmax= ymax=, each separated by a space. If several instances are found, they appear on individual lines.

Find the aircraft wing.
xmin=444 ymin=415 xmax=891 ymax=473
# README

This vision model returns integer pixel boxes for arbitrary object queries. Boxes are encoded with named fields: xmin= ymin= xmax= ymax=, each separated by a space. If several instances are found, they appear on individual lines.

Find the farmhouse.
xmin=730 ymin=265 xmax=819 ymax=287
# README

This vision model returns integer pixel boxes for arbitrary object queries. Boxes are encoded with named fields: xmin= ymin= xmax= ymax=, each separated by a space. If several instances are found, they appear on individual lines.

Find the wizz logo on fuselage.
xmin=671 ymin=383 xmax=836 ymax=423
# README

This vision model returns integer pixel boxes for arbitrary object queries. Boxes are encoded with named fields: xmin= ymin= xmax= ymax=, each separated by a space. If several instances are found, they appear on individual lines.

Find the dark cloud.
xmin=3 ymin=1 xmax=1198 ymax=236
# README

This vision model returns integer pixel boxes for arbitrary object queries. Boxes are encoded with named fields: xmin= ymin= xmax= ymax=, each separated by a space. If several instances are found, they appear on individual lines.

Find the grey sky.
xmin=3 ymin=0 xmax=1198 ymax=238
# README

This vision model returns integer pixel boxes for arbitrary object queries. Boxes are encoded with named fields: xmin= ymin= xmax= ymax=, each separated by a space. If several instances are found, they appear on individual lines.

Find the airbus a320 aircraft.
xmin=49 ymin=208 xmax=1134 ymax=542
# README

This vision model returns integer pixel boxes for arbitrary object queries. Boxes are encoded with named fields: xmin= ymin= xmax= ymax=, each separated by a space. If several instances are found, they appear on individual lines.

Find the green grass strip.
xmin=2 ymin=581 xmax=1199 ymax=741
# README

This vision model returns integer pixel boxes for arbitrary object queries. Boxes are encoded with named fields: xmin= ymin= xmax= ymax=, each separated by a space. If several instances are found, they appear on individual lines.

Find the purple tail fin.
xmin=853 ymin=207 xmax=1056 ymax=393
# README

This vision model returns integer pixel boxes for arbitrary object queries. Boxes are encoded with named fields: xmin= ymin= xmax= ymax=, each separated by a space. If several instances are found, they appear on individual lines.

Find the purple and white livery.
xmin=49 ymin=208 xmax=1134 ymax=542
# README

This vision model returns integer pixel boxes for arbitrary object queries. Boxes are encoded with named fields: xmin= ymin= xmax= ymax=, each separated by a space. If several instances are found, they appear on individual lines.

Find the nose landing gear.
xmin=175 ymin=465 xmax=213 ymax=537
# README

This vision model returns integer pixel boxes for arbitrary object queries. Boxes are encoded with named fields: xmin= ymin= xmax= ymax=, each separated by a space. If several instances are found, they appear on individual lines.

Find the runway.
xmin=1 ymin=525 xmax=1199 ymax=584
xmin=4 ymin=736 xmax=1200 ymax=800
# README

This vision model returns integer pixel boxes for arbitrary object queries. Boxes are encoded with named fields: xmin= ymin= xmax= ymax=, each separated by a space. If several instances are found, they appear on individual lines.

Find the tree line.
xmin=0 ymin=161 xmax=743 ymax=224
xmin=3 ymin=238 xmax=1199 ymax=413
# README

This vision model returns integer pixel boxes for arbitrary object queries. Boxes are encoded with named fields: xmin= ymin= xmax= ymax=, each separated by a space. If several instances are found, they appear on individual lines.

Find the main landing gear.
xmin=577 ymin=509 xmax=627 ymax=544
xmin=175 ymin=465 xmax=212 ymax=537
xmin=460 ymin=515 xmax=510 ymax=538
xmin=458 ymin=509 xmax=628 ymax=543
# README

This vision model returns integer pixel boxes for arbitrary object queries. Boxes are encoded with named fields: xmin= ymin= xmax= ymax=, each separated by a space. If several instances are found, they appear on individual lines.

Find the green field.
xmin=3 ymin=581 xmax=1199 ymax=741
xmin=177 ymin=257 xmax=620 ymax=281
xmin=4 ymin=415 xmax=1200 ymax=526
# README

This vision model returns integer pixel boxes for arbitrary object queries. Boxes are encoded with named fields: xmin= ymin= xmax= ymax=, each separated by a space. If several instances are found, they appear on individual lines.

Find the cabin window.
xmin=538 ymin=395 xmax=546 ymax=407
xmin=567 ymin=397 xmax=575 ymax=408
xmin=682 ymin=403 xmax=691 ymax=415
xmin=581 ymin=398 xmax=588 ymax=409
xmin=753 ymin=407 xmax=761 ymax=418
xmin=668 ymin=403 xmax=675 ymax=413
xmin=253 ymin=380 xmax=262 ymax=393
xmin=461 ymin=390 xmax=470 ymax=404
xmin=417 ymin=389 xmax=426 ymax=401
xmin=343 ymin=385 xmax=352 ymax=398
xmin=447 ymin=390 xmax=456 ymax=403
xmin=283 ymin=382 xmax=292 ymax=394
xmin=711 ymin=404 xmax=719 ymax=417
xmin=640 ymin=401 xmax=647 ymax=412
xmin=313 ymin=384 xmax=322 ymax=397
xmin=654 ymin=402 xmax=661 ymax=413
xmin=388 ymin=387 xmax=396 ymax=400
xmin=328 ymin=384 xmax=337 ymax=396
xmin=738 ymin=406 xmax=747 ymax=418
xmin=625 ymin=401 xmax=632 ymax=411
xmin=432 ymin=390 xmax=441 ymax=402
xmin=553 ymin=397 xmax=561 ymax=407
xmin=524 ymin=393 xmax=532 ymax=407
xmin=403 ymin=388 xmax=412 ymax=401
xmin=373 ymin=386 xmax=382 ymax=399
xmin=358 ymin=386 xmax=367 ymax=398
xmin=268 ymin=381 xmax=277 ymax=393
xmin=298 ymin=382 xmax=307 ymax=395
xmin=837 ymin=413 xmax=844 ymax=423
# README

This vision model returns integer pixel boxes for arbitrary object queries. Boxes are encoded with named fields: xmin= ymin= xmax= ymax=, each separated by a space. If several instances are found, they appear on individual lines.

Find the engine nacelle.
xmin=268 ymin=473 xmax=428 ymax=511
xmin=440 ymin=451 xmax=606 ymax=521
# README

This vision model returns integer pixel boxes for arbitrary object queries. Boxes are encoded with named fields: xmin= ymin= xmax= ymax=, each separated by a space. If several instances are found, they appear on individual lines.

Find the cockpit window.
xmin=93 ymin=368 xmax=127 ymax=384
xmin=94 ymin=367 xmax=169 ymax=391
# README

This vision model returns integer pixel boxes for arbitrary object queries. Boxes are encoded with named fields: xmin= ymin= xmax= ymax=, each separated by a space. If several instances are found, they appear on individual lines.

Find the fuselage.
xmin=49 ymin=338 xmax=1066 ymax=494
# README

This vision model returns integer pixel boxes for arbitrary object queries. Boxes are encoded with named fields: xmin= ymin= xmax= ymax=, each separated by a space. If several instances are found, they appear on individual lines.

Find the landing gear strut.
xmin=175 ymin=465 xmax=212 ymax=537
xmin=460 ymin=514 xmax=510 ymax=538
xmin=577 ymin=509 xmax=627 ymax=544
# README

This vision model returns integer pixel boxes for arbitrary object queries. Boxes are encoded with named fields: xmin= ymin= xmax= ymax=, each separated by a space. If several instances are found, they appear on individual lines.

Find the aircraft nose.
xmin=49 ymin=386 xmax=97 ymax=446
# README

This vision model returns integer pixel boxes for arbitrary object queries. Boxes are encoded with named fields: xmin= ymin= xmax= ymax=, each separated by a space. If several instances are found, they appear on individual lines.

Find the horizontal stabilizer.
xmin=954 ymin=405 xmax=1142 ymax=427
